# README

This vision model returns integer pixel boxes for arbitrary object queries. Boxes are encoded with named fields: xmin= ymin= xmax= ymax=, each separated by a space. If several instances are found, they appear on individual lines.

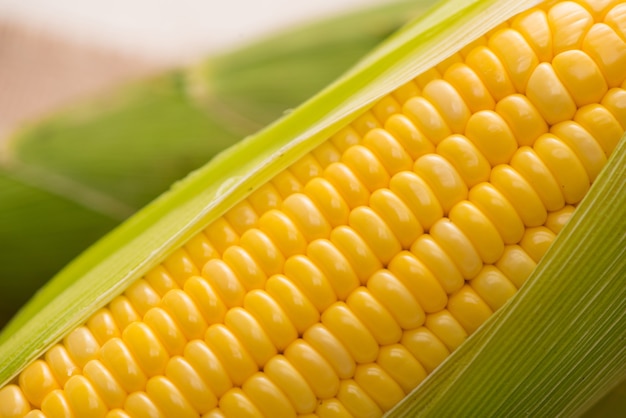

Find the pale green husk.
xmin=1 ymin=0 xmax=624 ymax=415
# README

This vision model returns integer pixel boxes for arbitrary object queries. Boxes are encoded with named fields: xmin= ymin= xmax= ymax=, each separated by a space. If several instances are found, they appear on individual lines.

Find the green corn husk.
xmin=0 ymin=0 xmax=429 ymax=327
xmin=1 ymin=0 xmax=625 ymax=415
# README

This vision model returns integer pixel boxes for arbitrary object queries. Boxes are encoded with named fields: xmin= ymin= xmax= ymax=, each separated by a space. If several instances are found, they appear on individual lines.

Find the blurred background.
xmin=0 ymin=0 xmax=385 ymax=139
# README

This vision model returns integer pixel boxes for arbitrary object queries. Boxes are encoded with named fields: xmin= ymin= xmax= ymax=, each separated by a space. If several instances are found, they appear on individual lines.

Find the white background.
xmin=0 ymin=0 xmax=386 ymax=61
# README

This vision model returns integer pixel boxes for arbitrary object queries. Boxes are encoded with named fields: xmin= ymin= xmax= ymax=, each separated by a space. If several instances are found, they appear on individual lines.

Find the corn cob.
xmin=1 ymin=0 xmax=625 ymax=417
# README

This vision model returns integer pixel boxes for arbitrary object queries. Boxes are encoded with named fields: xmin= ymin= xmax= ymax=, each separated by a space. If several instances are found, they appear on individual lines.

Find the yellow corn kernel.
xmin=106 ymin=409 xmax=131 ymax=418
xmin=311 ymin=140 xmax=341 ymax=168
xmin=99 ymin=338 xmax=147 ymax=393
xmin=0 ymin=385 xmax=30 ymax=417
xmin=384 ymin=114 xmax=435 ymax=160
xmin=362 ymin=129 xmax=413 ymax=175
xmin=388 ymin=249 xmax=450 ymax=312
xmin=324 ymin=162 xmax=370 ymax=209
xmin=263 ymin=355 xmax=317 ymax=414
xmin=349 ymin=206 xmax=402 ymax=265
xmin=45 ymin=345 xmax=80 ymax=388
xmin=389 ymin=171 xmax=443 ymax=230
xmin=529 ymin=63 xmax=578 ymax=127
xmin=548 ymin=1 xmax=594 ymax=54
xmin=605 ymin=3 xmax=626 ymax=39
xmin=306 ymin=239 xmax=359 ymax=301
xmin=410 ymin=234 xmax=465 ymax=294
xmin=41 ymin=390 xmax=71 ymax=418
xmin=124 ymin=391 xmax=164 ymax=418
xmin=303 ymin=323 xmax=356 ymax=379
xmin=161 ymin=289 xmax=208 ymax=340
xmin=205 ymin=218 xmax=239 ymax=255
xmin=271 ymin=170 xmax=303 ymax=198
xmin=470 ymin=265 xmax=518 ymax=311
xmin=575 ymin=103 xmax=623 ymax=155
xmin=489 ymin=28 xmax=539 ymax=93
xmin=316 ymin=398 xmax=353 ymax=418
xmin=430 ymin=218 xmax=483 ymax=279
xmin=554 ymin=50 xmax=609 ymax=106
xmin=239 ymin=229 xmax=285 ymax=277
xmin=404 ymin=97 xmax=452 ymax=144
xmin=244 ymin=290 xmax=298 ymax=351
xmin=124 ymin=282 xmax=161 ymax=322
xmin=304 ymin=177 xmax=350 ymax=227
xmin=414 ymin=154 xmax=468 ymax=214
xmin=109 ymin=296 xmax=140 ymax=331
xmin=367 ymin=269 xmax=426 ymax=330
xmin=341 ymin=145 xmax=390 ymax=192
xmin=289 ymin=154 xmax=323 ymax=186
xmin=143 ymin=307 xmax=188 ymax=356
xmin=465 ymin=46 xmax=516 ymax=100
xmin=443 ymin=63 xmax=495 ymax=112
xmin=468 ymin=182 xmax=526 ymax=244
xmin=224 ymin=200 xmax=258 ymax=236
xmin=162 ymin=248 xmax=199 ymax=287
xmin=224 ymin=308 xmax=276 ymax=367
xmin=165 ymin=356 xmax=217 ymax=414
xmin=496 ymin=245 xmax=537 ymax=288
xmin=144 ymin=266 xmax=179 ymax=297
xmin=24 ymin=411 xmax=46 ymax=418
xmin=369 ymin=188 xmax=423 ymax=249
xmin=284 ymin=339 xmax=340 ymax=400
xmin=466 ymin=110 xmax=518 ymax=166
xmin=425 ymin=310 xmax=468 ymax=351
xmin=602 ymin=88 xmax=626 ymax=129
xmin=347 ymin=287 xmax=403 ymax=345
xmin=436 ymin=134 xmax=491 ymax=188
xmin=520 ymin=226 xmax=557 ymax=263
xmin=533 ymin=134 xmax=590 ymax=203
xmin=82 ymin=360 xmax=127 ymax=409
xmin=222 ymin=246 xmax=266 ymax=291
xmin=511 ymin=8 xmax=553 ymax=62
xmin=258 ymin=210 xmax=307 ymax=257
xmin=377 ymin=344 xmax=427 ymax=393
xmin=284 ymin=255 xmax=336 ymax=312
xmin=336 ymin=380 xmax=383 ymax=418
xmin=204 ymin=324 xmax=257 ymax=387
xmin=219 ymin=388 xmax=263 ymax=418
xmin=422 ymin=79 xmax=471 ymax=133
xmin=330 ymin=226 xmax=382 ymax=283
xmin=495 ymin=94 xmax=548 ymax=147
xmin=184 ymin=232 xmax=219 ymax=268
xmin=510 ymin=146 xmax=566 ymax=212
xmin=242 ymin=373 xmax=296 ymax=418
xmin=146 ymin=376 xmax=197 ymax=418
xmin=19 ymin=360 xmax=60 ymax=408
xmin=86 ymin=309 xmax=121 ymax=346
xmin=449 ymin=200 xmax=504 ymax=264
xmin=447 ymin=285 xmax=494 ymax=334
xmin=545 ymin=205 xmax=576 ymax=234
xmin=202 ymin=259 xmax=246 ymax=308
xmin=401 ymin=327 xmax=450 ymax=373
xmin=391 ymin=79 xmax=420 ymax=104
xmin=583 ymin=23 xmax=626 ymax=87
xmin=321 ymin=302 xmax=379 ymax=364
xmin=65 ymin=375 xmax=108 ymax=418
xmin=265 ymin=275 xmax=320 ymax=334
xmin=352 ymin=111 xmax=381 ymax=137
xmin=247 ymin=183 xmax=282 ymax=215
xmin=281 ymin=193 xmax=332 ymax=242
xmin=354 ymin=363 xmax=405 ymax=411
xmin=490 ymin=164 xmax=547 ymax=227
xmin=184 ymin=340 xmax=232 ymax=398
